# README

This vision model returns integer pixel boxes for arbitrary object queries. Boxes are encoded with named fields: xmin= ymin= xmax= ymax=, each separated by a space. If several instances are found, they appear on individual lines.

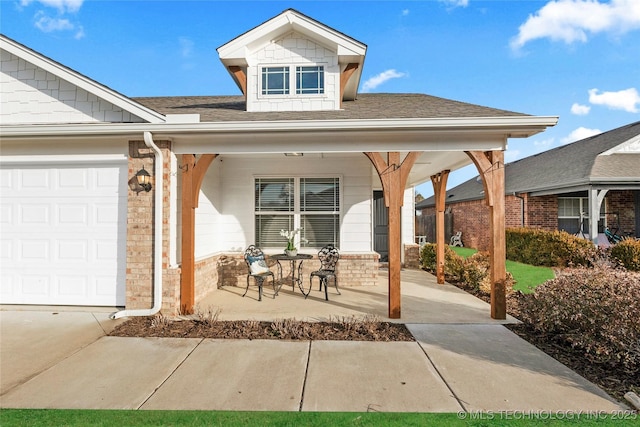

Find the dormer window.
xmin=261 ymin=66 xmax=290 ymax=95
xmin=260 ymin=65 xmax=325 ymax=96
xmin=296 ymin=66 xmax=324 ymax=94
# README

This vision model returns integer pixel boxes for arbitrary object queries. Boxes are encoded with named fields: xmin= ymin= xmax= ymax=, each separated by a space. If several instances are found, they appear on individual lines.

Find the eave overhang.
xmin=1 ymin=115 xmax=558 ymax=155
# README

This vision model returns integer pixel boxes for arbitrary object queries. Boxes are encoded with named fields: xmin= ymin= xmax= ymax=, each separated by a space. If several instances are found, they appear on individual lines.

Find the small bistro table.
xmin=270 ymin=253 xmax=313 ymax=297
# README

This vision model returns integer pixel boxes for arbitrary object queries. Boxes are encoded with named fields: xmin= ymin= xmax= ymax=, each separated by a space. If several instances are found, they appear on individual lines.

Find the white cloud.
xmin=34 ymin=12 xmax=73 ymax=32
xmin=362 ymin=69 xmax=406 ymax=92
xmin=571 ymin=103 xmax=590 ymax=115
xmin=401 ymin=9 xmax=410 ymax=16
xmin=534 ymin=137 xmax=555 ymax=147
xmin=510 ymin=0 xmax=640 ymax=51
xmin=588 ymin=87 xmax=640 ymax=113
xmin=561 ymin=127 xmax=602 ymax=145
xmin=20 ymin=0 xmax=85 ymax=36
xmin=439 ymin=0 xmax=469 ymax=7
xmin=21 ymin=0 xmax=84 ymax=13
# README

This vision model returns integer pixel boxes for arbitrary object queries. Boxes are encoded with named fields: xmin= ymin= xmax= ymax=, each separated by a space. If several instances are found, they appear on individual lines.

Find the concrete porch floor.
xmin=197 ymin=268 xmax=518 ymax=324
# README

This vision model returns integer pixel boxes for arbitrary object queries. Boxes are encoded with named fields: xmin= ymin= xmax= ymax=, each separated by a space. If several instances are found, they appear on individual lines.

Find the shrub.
xmin=512 ymin=266 xmax=640 ymax=372
xmin=420 ymin=243 xmax=464 ymax=282
xmin=506 ymin=227 xmax=598 ymax=267
xmin=610 ymin=238 xmax=640 ymax=271
xmin=421 ymin=246 xmax=515 ymax=294
xmin=461 ymin=252 xmax=490 ymax=291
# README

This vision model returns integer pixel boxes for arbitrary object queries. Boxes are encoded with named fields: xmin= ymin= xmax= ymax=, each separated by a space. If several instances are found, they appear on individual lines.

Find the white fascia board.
xmin=218 ymin=9 xmax=366 ymax=60
xmin=1 ymin=35 xmax=166 ymax=124
xmin=0 ymin=115 xmax=559 ymax=140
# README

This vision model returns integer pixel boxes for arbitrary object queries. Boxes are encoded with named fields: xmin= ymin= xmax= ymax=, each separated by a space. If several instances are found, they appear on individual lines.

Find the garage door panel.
xmin=20 ymin=239 xmax=50 ymax=260
xmin=0 ymin=162 xmax=126 ymax=306
xmin=58 ymin=204 xmax=88 ymax=225
xmin=57 ymin=240 xmax=89 ymax=261
xmin=57 ymin=276 xmax=88 ymax=298
xmin=20 ymin=275 xmax=51 ymax=298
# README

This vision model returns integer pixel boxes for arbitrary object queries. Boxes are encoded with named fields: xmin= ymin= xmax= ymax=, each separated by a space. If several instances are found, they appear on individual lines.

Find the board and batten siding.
xmin=0 ymin=49 xmax=145 ymax=124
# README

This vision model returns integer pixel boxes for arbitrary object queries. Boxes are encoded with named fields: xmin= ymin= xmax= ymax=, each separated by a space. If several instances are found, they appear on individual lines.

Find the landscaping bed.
xmin=110 ymin=314 xmax=415 ymax=342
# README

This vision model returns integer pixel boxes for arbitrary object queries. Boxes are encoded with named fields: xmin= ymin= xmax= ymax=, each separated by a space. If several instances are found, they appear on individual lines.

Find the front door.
xmin=373 ymin=191 xmax=389 ymax=262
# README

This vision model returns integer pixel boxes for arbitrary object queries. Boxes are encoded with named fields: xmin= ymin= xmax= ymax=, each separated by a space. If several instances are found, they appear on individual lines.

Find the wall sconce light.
xmin=128 ymin=166 xmax=152 ymax=194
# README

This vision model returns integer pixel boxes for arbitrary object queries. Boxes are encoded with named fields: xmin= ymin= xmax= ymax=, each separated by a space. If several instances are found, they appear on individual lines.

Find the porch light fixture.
xmin=128 ymin=166 xmax=152 ymax=194
xmin=284 ymin=153 xmax=303 ymax=157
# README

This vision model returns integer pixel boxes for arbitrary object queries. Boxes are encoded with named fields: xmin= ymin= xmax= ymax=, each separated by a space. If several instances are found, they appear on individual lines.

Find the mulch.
xmin=110 ymin=316 xmax=415 ymax=342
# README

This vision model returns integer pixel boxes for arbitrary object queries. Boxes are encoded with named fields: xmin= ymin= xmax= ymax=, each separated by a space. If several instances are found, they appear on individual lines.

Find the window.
xmin=261 ymin=67 xmax=290 ymax=95
xmin=260 ymin=65 xmax=324 ymax=96
xmin=296 ymin=66 xmax=324 ymax=94
xmin=558 ymin=197 xmax=605 ymax=235
xmin=255 ymin=177 xmax=340 ymax=248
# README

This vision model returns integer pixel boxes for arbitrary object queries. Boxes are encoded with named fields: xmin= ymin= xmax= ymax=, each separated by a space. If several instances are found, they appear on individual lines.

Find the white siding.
xmin=402 ymin=187 xmax=416 ymax=249
xmin=245 ymin=32 xmax=340 ymax=112
xmin=191 ymin=155 xmax=372 ymax=255
xmin=0 ymin=50 xmax=144 ymax=124
xmin=194 ymin=157 xmax=223 ymax=258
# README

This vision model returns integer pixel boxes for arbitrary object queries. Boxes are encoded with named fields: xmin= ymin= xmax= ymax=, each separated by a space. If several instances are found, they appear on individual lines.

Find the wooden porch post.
xmin=365 ymin=152 xmax=420 ymax=318
xmin=431 ymin=170 xmax=450 ymax=284
xmin=466 ymin=150 xmax=507 ymax=319
xmin=180 ymin=154 xmax=217 ymax=314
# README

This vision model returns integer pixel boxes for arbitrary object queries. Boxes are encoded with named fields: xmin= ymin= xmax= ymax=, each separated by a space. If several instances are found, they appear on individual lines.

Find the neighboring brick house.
xmin=417 ymin=121 xmax=640 ymax=250
xmin=1 ymin=9 xmax=557 ymax=316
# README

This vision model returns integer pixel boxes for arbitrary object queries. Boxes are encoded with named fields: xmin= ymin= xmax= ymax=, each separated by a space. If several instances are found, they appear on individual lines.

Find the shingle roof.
xmin=417 ymin=121 xmax=640 ymax=208
xmin=132 ymin=93 xmax=528 ymax=122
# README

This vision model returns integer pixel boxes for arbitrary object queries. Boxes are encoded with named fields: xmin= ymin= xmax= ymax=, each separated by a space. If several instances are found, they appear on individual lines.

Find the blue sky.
xmin=2 ymin=0 xmax=639 ymax=197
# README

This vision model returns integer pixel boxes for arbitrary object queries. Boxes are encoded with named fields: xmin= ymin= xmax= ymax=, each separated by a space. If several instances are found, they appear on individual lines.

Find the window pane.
xmin=559 ymin=218 xmax=581 ymax=234
xmin=301 ymin=177 xmax=339 ymax=212
xmin=262 ymin=67 xmax=290 ymax=95
xmin=296 ymin=66 xmax=324 ymax=94
xmin=256 ymin=215 xmax=293 ymax=248
xmin=255 ymin=178 xmax=293 ymax=212
xmin=302 ymin=214 xmax=339 ymax=247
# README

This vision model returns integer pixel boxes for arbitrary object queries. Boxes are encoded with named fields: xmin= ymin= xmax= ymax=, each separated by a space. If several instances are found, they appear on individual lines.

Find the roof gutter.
xmin=0 ymin=115 xmax=560 ymax=138
xmin=110 ymin=131 xmax=163 ymax=319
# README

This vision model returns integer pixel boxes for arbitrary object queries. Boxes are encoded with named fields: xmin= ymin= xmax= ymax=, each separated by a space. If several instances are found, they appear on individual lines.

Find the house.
xmin=416 ymin=121 xmax=640 ymax=249
xmin=0 ymin=9 xmax=557 ymax=319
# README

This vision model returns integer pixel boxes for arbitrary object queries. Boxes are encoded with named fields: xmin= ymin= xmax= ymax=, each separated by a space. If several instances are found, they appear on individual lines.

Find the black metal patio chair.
xmin=243 ymin=245 xmax=276 ymax=301
xmin=309 ymin=244 xmax=340 ymax=301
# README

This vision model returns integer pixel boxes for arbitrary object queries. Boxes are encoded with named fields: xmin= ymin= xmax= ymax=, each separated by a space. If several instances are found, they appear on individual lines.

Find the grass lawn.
xmin=1 ymin=409 xmax=635 ymax=426
xmin=449 ymin=246 xmax=555 ymax=293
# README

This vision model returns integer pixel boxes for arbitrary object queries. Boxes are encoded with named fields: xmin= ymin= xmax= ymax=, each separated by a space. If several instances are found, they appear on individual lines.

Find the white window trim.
xmin=258 ymin=64 xmax=327 ymax=100
xmin=557 ymin=197 xmax=607 ymax=233
xmin=254 ymin=174 xmax=342 ymax=250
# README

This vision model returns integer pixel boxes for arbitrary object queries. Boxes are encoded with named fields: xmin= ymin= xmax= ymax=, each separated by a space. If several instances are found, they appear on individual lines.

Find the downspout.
xmin=110 ymin=131 xmax=163 ymax=319
xmin=513 ymin=193 xmax=525 ymax=227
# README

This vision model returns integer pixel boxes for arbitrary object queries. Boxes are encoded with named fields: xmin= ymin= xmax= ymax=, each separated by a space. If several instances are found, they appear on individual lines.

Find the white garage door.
xmin=1 ymin=161 xmax=127 ymax=306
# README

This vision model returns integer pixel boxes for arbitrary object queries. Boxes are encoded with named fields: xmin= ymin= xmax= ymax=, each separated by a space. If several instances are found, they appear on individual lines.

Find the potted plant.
xmin=280 ymin=228 xmax=307 ymax=256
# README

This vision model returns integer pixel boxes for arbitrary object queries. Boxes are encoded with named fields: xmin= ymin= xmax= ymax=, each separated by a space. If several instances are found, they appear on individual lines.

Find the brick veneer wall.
xmin=191 ymin=252 xmax=380 ymax=305
xmin=126 ymin=140 xmax=180 ymax=313
xmin=524 ymin=195 xmax=558 ymax=230
xmin=404 ymin=243 xmax=421 ymax=269
xmin=420 ymin=194 xmax=559 ymax=250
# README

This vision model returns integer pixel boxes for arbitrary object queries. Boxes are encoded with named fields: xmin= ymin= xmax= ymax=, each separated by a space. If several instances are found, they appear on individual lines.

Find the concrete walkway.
xmin=0 ymin=270 xmax=628 ymax=412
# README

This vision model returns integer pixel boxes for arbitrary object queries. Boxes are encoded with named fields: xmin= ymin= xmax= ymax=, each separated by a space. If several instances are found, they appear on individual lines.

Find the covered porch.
xmin=197 ymin=268 xmax=519 ymax=324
